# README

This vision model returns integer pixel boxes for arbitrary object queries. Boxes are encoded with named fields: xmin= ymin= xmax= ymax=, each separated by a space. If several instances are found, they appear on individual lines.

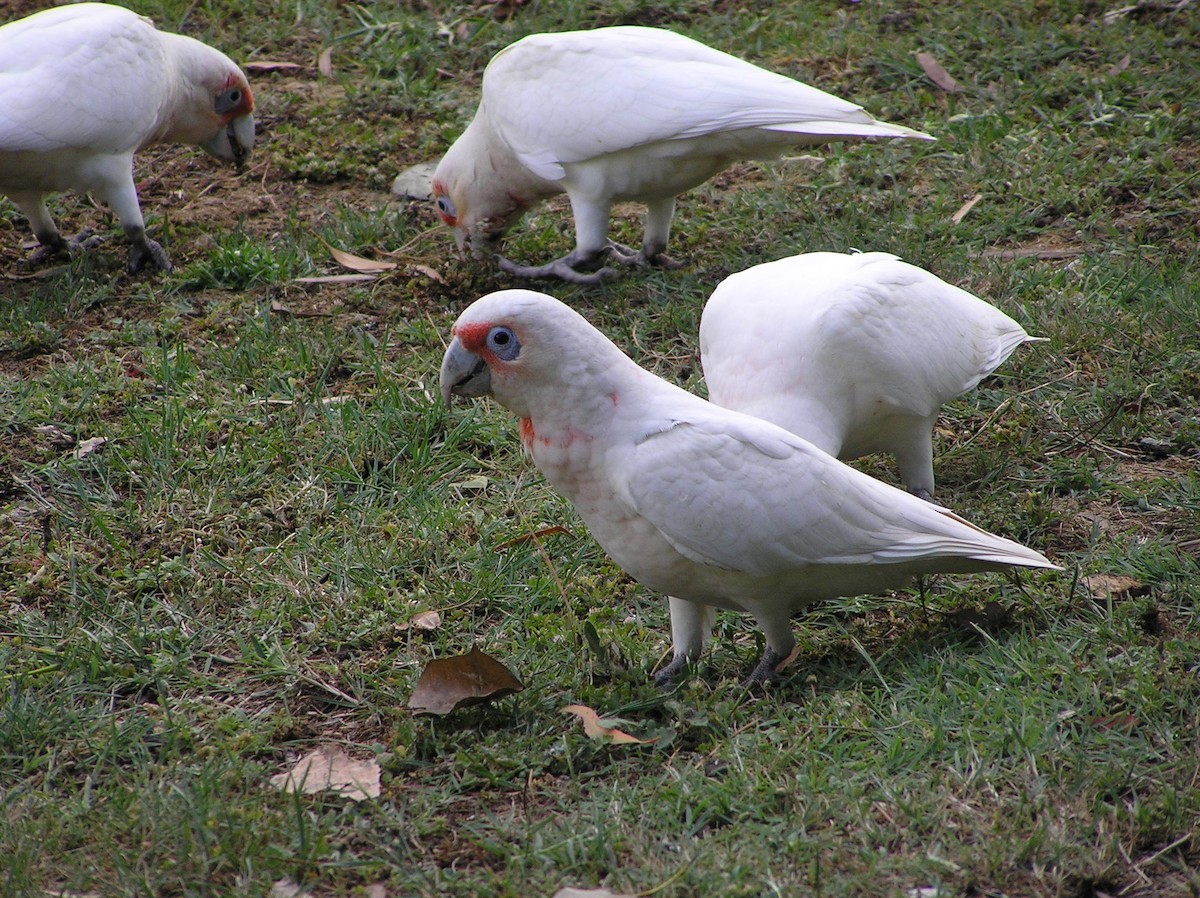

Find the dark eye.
xmin=436 ymin=196 xmax=455 ymax=215
xmin=215 ymin=87 xmax=246 ymax=115
xmin=487 ymin=326 xmax=520 ymax=361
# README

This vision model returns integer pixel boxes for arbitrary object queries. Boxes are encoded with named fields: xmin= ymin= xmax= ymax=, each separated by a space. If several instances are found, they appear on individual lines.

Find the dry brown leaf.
xmin=562 ymin=705 xmax=651 ymax=745
xmin=979 ymin=246 xmax=1089 ymax=260
xmin=325 ymin=242 xmax=399 ymax=274
xmin=271 ymin=878 xmax=314 ymax=898
xmin=494 ymin=525 xmax=570 ymax=551
xmin=1109 ymin=53 xmax=1133 ymax=75
xmin=407 ymin=263 xmax=445 ymax=284
xmin=269 ymin=744 xmax=381 ymax=801
xmin=74 ymin=437 xmax=109 ymax=459
xmin=552 ymin=890 xmax=637 ymax=898
xmin=34 ymin=424 xmax=76 ymax=449
xmin=292 ymin=274 xmax=378 ymax=285
xmin=1091 ymin=713 xmax=1139 ymax=733
xmin=916 ymin=51 xmax=961 ymax=92
xmin=951 ymin=193 xmax=983 ymax=225
xmin=363 ymin=885 xmax=388 ymax=898
xmin=317 ymin=46 xmax=334 ymax=77
xmin=390 ymin=161 xmax=438 ymax=200
xmin=1083 ymin=573 xmax=1146 ymax=601
xmin=395 ymin=610 xmax=442 ymax=632
xmin=244 ymin=61 xmax=304 ymax=74
xmin=408 ymin=646 xmax=524 ymax=715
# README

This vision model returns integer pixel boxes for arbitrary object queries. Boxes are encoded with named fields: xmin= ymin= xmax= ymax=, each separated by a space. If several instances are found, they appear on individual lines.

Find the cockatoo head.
xmin=160 ymin=34 xmax=255 ymax=170
xmin=440 ymin=290 xmax=625 ymax=421
xmin=431 ymin=121 xmax=527 ymax=259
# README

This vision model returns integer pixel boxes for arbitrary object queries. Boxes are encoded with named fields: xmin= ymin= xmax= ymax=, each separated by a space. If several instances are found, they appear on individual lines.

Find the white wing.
xmin=0 ymin=5 xmax=164 ymax=155
xmin=703 ymin=253 xmax=1035 ymax=423
xmin=482 ymin=27 xmax=927 ymax=181
xmin=619 ymin=409 xmax=1052 ymax=577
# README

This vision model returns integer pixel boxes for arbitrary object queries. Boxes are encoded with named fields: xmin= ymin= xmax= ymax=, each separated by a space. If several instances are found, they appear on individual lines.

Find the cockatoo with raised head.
xmin=440 ymin=290 xmax=1058 ymax=686
xmin=0 ymin=3 xmax=255 ymax=273
xmin=431 ymin=26 xmax=933 ymax=285
xmin=701 ymin=252 xmax=1043 ymax=500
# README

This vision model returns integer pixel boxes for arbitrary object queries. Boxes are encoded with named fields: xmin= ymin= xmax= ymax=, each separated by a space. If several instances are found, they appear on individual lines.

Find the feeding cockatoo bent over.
xmin=440 ymin=290 xmax=1059 ymax=686
xmin=700 ymin=252 xmax=1044 ymax=500
xmin=431 ymin=26 xmax=933 ymax=284
xmin=0 ymin=3 xmax=255 ymax=273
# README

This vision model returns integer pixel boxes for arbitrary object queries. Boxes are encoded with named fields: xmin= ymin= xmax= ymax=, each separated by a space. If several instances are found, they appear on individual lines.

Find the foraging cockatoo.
xmin=0 ymin=3 xmax=255 ymax=273
xmin=440 ymin=290 xmax=1058 ymax=685
xmin=431 ymin=26 xmax=933 ymax=284
xmin=701 ymin=252 xmax=1043 ymax=500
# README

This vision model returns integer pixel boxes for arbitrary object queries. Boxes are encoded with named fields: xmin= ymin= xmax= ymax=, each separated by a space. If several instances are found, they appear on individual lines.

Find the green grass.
xmin=2 ymin=0 xmax=1199 ymax=895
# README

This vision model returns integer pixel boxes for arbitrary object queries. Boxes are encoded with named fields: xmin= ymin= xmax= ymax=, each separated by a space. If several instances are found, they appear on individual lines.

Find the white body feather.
xmin=701 ymin=252 xmax=1042 ymax=497
xmin=432 ymin=27 xmax=932 ymax=273
xmin=441 ymin=291 xmax=1057 ymax=682
xmin=0 ymin=3 xmax=254 ymax=270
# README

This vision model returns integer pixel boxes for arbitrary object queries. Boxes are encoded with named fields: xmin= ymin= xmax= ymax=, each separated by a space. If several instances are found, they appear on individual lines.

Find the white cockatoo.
xmin=0 ymin=3 xmax=256 ymax=273
xmin=440 ymin=290 xmax=1058 ymax=685
xmin=701 ymin=252 xmax=1043 ymax=500
xmin=431 ymin=26 xmax=933 ymax=284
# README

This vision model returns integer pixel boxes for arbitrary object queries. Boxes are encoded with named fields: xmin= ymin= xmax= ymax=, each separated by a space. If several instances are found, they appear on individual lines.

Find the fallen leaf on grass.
xmin=34 ymin=424 xmax=76 ymax=449
xmin=1091 ymin=713 xmax=1139 ymax=733
xmin=269 ymin=300 xmax=333 ymax=317
xmin=494 ymin=524 xmax=570 ymax=551
xmin=562 ymin=704 xmax=653 ymax=745
xmin=271 ymin=878 xmax=314 ymax=898
xmin=269 ymin=744 xmax=381 ymax=801
xmin=916 ymin=51 xmax=961 ymax=92
xmin=408 ymin=646 xmax=524 ymax=715
xmin=390 ymin=161 xmax=438 ymax=200
xmin=407 ymin=263 xmax=445 ymax=283
xmin=244 ymin=61 xmax=304 ymax=74
xmin=324 ymin=242 xmax=399 ymax=274
xmin=552 ymin=889 xmax=636 ymax=898
xmin=951 ymin=193 xmax=983 ymax=225
xmin=1108 ymin=53 xmax=1133 ymax=75
xmin=395 ymin=610 xmax=442 ymax=633
xmin=292 ymin=274 xmax=378 ymax=285
xmin=74 ymin=437 xmax=109 ymax=459
xmin=1082 ymin=573 xmax=1147 ymax=601
xmin=317 ymin=46 xmax=334 ymax=77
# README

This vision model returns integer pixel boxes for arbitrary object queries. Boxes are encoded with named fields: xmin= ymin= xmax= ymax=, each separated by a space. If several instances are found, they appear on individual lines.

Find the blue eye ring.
xmin=487 ymin=326 xmax=520 ymax=361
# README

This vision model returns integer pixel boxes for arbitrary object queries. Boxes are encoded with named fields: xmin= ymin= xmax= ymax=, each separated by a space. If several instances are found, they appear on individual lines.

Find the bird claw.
xmin=606 ymin=241 xmax=684 ymax=270
xmin=496 ymin=253 xmax=616 ymax=285
xmin=740 ymin=646 xmax=787 ymax=689
xmin=18 ymin=230 xmax=99 ymax=268
xmin=651 ymin=654 xmax=694 ymax=688
xmin=126 ymin=237 xmax=172 ymax=274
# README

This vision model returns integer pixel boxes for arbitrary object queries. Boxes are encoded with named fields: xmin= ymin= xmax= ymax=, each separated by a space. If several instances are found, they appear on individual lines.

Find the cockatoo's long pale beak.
xmin=202 ymin=114 xmax=255 ymax=170
xmin=439 ymin=338 xmax=491 ymax=405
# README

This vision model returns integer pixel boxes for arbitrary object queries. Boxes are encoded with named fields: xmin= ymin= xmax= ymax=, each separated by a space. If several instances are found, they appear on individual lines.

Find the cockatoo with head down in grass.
xmin=440 ymin=290 xmax=1058 ymax=686
xmin=0 ymin=3 xmax=255 ymax=273
xmin=701 ymin=252 xmax=1044 ymax=500
xmin=431 ymin=26 xmax=933 ymax=285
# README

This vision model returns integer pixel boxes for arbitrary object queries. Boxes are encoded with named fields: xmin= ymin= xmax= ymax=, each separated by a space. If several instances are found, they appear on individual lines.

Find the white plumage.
xmin=440 ymin=290 xmax=1057 ymax=685
xmin=432 ymin=26 xmax=932 ymax=284
xmin=0 ymin=3 xmax=255 ymax=272
xmin=701 ymin=252 xmax=1042 ymax=499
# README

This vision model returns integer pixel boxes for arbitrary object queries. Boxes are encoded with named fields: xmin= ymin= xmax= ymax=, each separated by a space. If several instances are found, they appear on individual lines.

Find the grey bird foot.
xmin=911 ymin=487 xmax=935 ymax=502
xmin=496 ymin=253 xmax=616 ymax=285
xmin=126 ymin=236 xmax=172 ymax=274
xmin=652 ymin=654 xmax=694 ymax=688
xmin=606 ymin=241 xmax=684 ymax=269
xmin=19 ymin=229 xmax=98 ymax=268
xmin=741 ymin=646 xmax=787 ymax=689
